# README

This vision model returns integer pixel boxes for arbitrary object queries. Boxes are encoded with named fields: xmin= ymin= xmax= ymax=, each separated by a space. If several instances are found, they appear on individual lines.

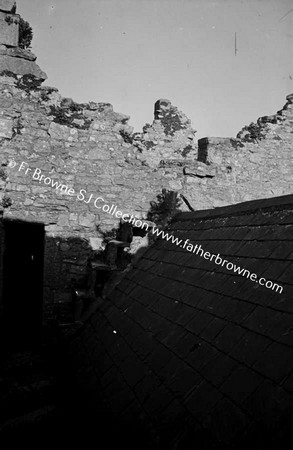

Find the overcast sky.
xmin=17 ymin=0 xmax=293 ymax=138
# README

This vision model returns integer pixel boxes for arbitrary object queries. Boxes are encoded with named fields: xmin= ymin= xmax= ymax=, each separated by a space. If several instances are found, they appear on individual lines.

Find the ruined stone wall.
xmin=0 ymin=1 xmax=292 ymax=322
xmin=190 ymin=96 xmax=293 ymax=208
xmin=0 ymin=75 xmax=198 ymax=322
xmin=132 ymin=95 xmax=293 ymax=211
xmin=0 ymin=71 xmax=293 ymax=322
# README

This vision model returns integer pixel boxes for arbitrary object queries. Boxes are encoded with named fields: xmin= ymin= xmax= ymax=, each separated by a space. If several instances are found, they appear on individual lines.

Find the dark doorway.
xmin=2 ymin=220 xmax=45 ymax=349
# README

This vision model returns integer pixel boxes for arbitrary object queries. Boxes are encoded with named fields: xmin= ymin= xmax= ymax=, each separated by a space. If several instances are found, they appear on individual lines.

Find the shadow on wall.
xmin=0 ymin=219 xmax=45 ymax=351
xmin=47 ymin=188 xmax=183 ymax=328
xmin=0 ymin=188 xmax=181 ymax=348
xmin=0 ymin=219 xmax=97 ymax=350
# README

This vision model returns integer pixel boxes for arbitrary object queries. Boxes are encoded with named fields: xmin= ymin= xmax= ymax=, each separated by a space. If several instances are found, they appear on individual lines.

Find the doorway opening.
xmin=2 ymin=220 xmax=45 ymax=349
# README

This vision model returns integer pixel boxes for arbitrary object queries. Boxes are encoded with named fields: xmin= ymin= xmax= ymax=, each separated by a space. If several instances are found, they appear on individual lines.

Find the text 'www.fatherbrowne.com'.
xmin=150 ymin=227 xmax=283 ymax=294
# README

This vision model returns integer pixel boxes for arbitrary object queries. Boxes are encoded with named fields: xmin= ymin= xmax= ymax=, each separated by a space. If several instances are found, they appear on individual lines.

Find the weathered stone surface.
xmin=0 ymin=54 xmax=47 ymax=79
xmin=48 ymin=122 xmax=71 ymax=140
xmin=0 ymin=0 xmax=16 ymax=13
xmin=133 ymin=98 xmax=198 ymax=166
xmin=0 ymin=61 xmax=293 ymax=325
xmin=89 ymin=237 xmax=103 ymax=250
xmin=183 ymin=161 xmax=216 ymax=178
xmin=0 ymin=11 xmax=19 ymax=47
xmin=0 ymin=117 xmax=13 ymax=138
xmin=0 ymin=47 xmax=37 ymax=61
xmin=79 ymin=213 xmax=95 ymax=228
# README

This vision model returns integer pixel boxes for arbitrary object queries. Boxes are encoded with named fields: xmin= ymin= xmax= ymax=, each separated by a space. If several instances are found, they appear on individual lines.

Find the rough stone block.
xmin=0 ymin=11 xmax=18 ymax=46
xmin=89 ymin=237 xmax=103 ymax=250
xmin=0 ymin=53 xmax=47 ymax=79
xmin=0 ymin=0 xmax=15 ymax=13
xmin=57 ymin=214 xmax=69 ymax=227
xmin=79 ymin=213 xmax=95 ymax=228
xmin=49 ymin=122 xmax=70 ymax=140
xmin=0 ymin=117 xmax=13 ymax=138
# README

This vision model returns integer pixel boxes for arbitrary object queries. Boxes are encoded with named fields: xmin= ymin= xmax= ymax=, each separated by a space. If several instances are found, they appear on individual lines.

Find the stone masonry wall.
xmin=0 ymin=72 xmax=293 ymax=322
xmin=0 ymin=4 xmax=292 ymax=323
xmin=0 ymin=74 xmax=198 ymax=322
xmin=191 ymin=96 xmax=293 ymax=208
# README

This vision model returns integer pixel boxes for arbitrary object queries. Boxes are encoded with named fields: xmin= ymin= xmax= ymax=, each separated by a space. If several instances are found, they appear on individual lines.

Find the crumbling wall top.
xmin=0 ymin=7 xmax=19 ymax=47
xmin=0 ymin=1 xmax=47 ymax=79
xmin=0 ymin=0 xmax=16 ymax=13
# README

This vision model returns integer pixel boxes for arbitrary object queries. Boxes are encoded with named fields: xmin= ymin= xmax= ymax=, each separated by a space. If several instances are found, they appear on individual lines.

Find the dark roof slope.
xmin=67 ymin=194 xmax=293 ymax=449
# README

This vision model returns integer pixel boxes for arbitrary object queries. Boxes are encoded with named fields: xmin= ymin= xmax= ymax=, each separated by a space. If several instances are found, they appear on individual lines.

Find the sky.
xmin=17 ymin=0 xmax=293 ymax=138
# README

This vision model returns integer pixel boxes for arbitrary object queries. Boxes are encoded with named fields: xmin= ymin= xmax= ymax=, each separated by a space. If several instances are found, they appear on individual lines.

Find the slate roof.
xmin=67 ymin=194 xmax=293 ymax=449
